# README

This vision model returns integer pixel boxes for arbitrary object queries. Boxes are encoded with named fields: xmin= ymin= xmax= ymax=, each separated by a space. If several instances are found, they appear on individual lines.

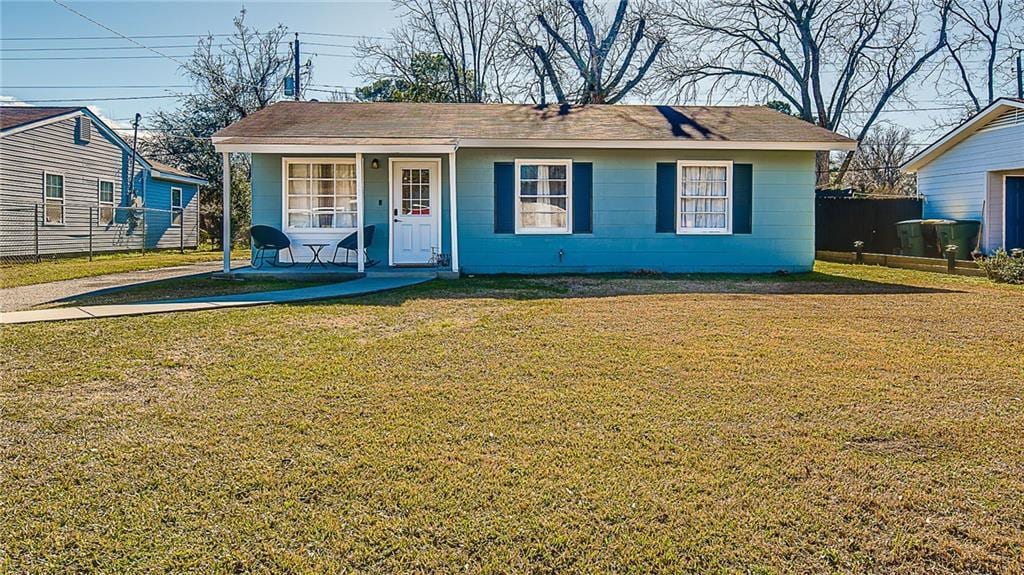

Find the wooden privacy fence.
xmin=816 ymin=196 xmax=923 ymax=254
xmin=817 ymin=249 xmax=987 ymax=277
xmin=0 ymin=203 xmax=198 ymax=263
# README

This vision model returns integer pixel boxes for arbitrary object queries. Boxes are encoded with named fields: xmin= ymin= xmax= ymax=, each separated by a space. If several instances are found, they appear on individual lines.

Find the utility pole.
xmin=1017 ymin=49 xmax=1022 ymax=99
xmin=293 ymin=32 xmax=301 ymax=101
xmin=128 ymin=113 xmax=141 ymax=200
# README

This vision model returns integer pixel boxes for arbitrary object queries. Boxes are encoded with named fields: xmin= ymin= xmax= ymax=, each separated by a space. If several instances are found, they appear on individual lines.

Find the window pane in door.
xmin=401 ymin=170 xmax=430 ymax=215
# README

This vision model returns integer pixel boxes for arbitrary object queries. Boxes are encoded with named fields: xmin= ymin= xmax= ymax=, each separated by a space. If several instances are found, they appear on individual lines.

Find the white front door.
xmin=391 ymin=160 xmax=440 ymax=265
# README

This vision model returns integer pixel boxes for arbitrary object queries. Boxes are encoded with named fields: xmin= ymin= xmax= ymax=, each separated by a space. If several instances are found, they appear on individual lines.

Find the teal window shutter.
xmin=656 ymin=162 xmax=676 ymax=233
xmin=494 ymin=162 xmax=515 ymax=233
xmin=572 ymin=162 xmax=592 ymax=234
xmin=733 ymin=163 xmax=753 ymax=234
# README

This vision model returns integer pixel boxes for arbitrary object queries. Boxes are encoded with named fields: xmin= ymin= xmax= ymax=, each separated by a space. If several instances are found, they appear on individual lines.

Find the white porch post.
xmin=448 ymin=150 xmax=460 ymax=273
xmin=221 ymin=152 xmax=231 ymax=273
xmin=356 ymin=152 xmax=365 ymax=273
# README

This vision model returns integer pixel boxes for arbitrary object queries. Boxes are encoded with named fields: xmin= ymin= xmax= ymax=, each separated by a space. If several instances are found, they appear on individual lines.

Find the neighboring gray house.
xmin=903 ymin=98 xmax=1024 ymax=252
xmin=0 ymin=106 xmax=207 ymax=258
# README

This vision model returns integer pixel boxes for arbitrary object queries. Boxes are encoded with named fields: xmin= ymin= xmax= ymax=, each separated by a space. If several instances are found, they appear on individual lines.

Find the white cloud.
xmin=0 ymin=95 xmax=33 ymax=107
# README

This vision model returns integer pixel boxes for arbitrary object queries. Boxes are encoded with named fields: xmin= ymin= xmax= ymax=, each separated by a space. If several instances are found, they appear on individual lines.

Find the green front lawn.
xmin=0 ymin=248 xmax=249 ymax=289
xmin=1 ymin=263 xmax=1021 ymax=573
xmin=45 ymin=276 xmax=337 ymax=308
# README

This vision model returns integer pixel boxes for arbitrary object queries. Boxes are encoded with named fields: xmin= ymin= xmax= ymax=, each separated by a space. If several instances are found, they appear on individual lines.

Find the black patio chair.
xmin=250 ymin=225 xmax=295 ymax=268
xmin=332 ymin=225 xmax=377 ymax=267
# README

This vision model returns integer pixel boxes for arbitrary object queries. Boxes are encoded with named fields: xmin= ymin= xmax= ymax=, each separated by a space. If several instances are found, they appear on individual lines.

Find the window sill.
xmin=515 ymin=229 xmax=572 ymax=235
xmin=285 ymin=227 xmax=356 ymax=234
xmin=676 ymin=230 xmax=733 ymax=236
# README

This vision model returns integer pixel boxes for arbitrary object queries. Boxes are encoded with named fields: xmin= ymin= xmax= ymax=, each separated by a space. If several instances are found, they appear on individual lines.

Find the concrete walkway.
xmin=0 ymin=275 xmax=432 ymax=325
xmin=0 ymin=260 xmax=248 ymax=312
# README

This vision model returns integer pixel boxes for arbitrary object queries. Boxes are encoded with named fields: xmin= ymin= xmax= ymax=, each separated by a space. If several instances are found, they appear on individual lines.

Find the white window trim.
xmin=42 ymin=170 xmax=65 ymax=226
xmin=170 ymin=186 xmax=183 ymax=228
xmin=280 ymin=157 xmax=359 ymax=235
xmin=97 ymin=179 xmax=116 ymax=225
xmin=676 ymin=160 xmax=733 ymax=235
xmin=514 ymin=158 xmax=573 ymax=235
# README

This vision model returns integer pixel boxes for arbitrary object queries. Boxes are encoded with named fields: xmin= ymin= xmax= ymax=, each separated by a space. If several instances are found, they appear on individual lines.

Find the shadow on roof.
xmin=655 ymin=105 xmax=718 ymax=139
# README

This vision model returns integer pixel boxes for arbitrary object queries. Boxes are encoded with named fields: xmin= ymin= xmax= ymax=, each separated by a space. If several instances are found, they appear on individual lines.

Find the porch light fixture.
xmin=370 ymin=158 xmax=380 ymax=169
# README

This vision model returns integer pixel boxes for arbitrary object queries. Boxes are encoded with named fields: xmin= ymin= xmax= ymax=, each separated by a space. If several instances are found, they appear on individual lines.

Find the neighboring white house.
xmin=902 ymin=97 xmax=1024 ymax=252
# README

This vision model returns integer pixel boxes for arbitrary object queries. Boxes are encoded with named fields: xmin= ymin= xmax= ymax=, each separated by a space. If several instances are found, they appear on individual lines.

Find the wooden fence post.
xmin=853 ymin=241 xmax=865 ymax=264
xmin=945 ymin=245 xmax=957 ymax=274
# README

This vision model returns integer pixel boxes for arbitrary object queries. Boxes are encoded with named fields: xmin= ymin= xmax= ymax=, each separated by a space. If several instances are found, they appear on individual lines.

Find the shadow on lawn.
xmin=300 ymin=270 xmax=961 ymax=308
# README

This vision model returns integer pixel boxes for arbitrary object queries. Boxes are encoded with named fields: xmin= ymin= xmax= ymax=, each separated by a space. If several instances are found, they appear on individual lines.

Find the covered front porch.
xmin=214 ymin=142 xmax=461 ymax=276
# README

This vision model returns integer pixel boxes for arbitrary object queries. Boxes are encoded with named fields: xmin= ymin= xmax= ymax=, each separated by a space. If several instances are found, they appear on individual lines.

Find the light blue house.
xmin=213 ymin=102 xmax=855 ymax=275
xmin=902 ymin=98 xmax=1024 ymax=253
xmin=0 ymin=105 xmax=207 ymax=256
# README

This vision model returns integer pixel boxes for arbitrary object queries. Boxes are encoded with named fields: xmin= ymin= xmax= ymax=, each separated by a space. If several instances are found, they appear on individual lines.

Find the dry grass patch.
xmin=1 ymin=262 xmax=1022 ymax=573
xmin=0 ymin=249 xmax=246 ymax=289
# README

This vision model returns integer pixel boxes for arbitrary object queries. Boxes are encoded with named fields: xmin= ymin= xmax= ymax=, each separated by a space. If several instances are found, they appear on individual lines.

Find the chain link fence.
xmin=0 ymin=202 xmax=199 ymax=263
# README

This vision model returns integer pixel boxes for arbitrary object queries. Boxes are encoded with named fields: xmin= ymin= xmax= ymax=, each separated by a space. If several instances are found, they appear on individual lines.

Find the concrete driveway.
xmin=0 ymin=261 xmax=247 ymax=312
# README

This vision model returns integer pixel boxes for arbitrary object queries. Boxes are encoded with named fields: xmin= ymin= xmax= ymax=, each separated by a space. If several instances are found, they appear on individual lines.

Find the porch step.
xmin=364 ymin=269 xmax=438 ymax=279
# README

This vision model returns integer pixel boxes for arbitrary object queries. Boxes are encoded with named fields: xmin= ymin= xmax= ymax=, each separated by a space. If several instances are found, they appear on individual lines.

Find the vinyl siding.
xmin=917 ymin=123 xmax=1024 ymax=251
xmin=0 ymin=115 xmax=200 ymax=256
xmin=251 ymin=148 xmax=816 ymax=273
xmin=1 ymin=116 xmax=129 ymax=256
xmin=456 ymin=148 xmax=816 ymax=274
xmin=143 ymin=176 xmax=200 ymax=250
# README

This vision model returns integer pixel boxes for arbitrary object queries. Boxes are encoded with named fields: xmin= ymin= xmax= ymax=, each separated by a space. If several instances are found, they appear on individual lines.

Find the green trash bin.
xmin=921 ymin=219 xmax=954 ymax=257
xmin=935 ymin=220 xmax=981 ymax=261
xmin=896 ymin=220 xmax=925 ymax=256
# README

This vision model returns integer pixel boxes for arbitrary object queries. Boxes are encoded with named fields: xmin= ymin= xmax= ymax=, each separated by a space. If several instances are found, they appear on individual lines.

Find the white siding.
xmin=917 ymin=123 xmax=1024 ymax=250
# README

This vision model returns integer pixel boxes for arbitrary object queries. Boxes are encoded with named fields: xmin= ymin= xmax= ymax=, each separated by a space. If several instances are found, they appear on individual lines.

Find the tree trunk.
xmin=832 ymin=150 xmax=856 ymax=187
xmin=815 ymin=151 xmax=831 ymax=189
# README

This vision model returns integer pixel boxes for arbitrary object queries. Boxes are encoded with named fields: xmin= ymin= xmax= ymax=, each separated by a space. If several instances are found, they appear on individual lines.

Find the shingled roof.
xmin=147 ymin=159 xmax=208 ymax=183
xmin=213 ymin=102 xmax=856 ymax=150
xmin=0 ymin=106 xmax=82 ymax=132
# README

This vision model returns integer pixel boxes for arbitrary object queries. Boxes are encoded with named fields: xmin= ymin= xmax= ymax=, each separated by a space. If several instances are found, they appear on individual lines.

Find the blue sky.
xmin=1 ymin=1 xmax=398 ymax=127
xmin=0 ymin=0 xmax=1006 ymax=142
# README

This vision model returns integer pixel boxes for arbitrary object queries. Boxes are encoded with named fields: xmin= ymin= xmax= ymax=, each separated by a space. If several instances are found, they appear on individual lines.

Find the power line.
xmin=307 ymin=52 xmax=360 ymax=59
xmin=302 ymin=42 xmax=360 ymax=49
xmin=2 ymin=84 xmax=192 ymax=89
xmin=1 ymin=31 xmax=384 ymax=41
xmin=1 ymin=44 xmax=202 ymax=52
xmin=1 ymin=52 xmax=287 ymax=61
xmin=2 ymin=55 xmax=195 ymax=61
xmin=0 ymin=33 xmax=241 ymax=41
xmin=16 ymin=95 xmax=188 ymax=103
xmin=0 ymin=42 xmax=287 ymax=52
xmin=49 ymin=0 xmax=185 ymax=65
xmin=298 ymin=31 xmax=388 ymax=40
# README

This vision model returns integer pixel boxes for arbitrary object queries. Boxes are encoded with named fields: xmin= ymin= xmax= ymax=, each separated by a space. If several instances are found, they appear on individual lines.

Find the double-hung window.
xmin=515 ymin=159 xmax=572 ymax=234
xmin=98 ymin=180 xmax=115 ymax=225
xmin=285 ymin=160 xmax=357 ymax=230
xmin=43 ymin=172 xmax=65 ymax=225
xmin=170 ymin=187 xmax=183 ymax=227
xmin=677 ymin=160 xmax=732 ymax=234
